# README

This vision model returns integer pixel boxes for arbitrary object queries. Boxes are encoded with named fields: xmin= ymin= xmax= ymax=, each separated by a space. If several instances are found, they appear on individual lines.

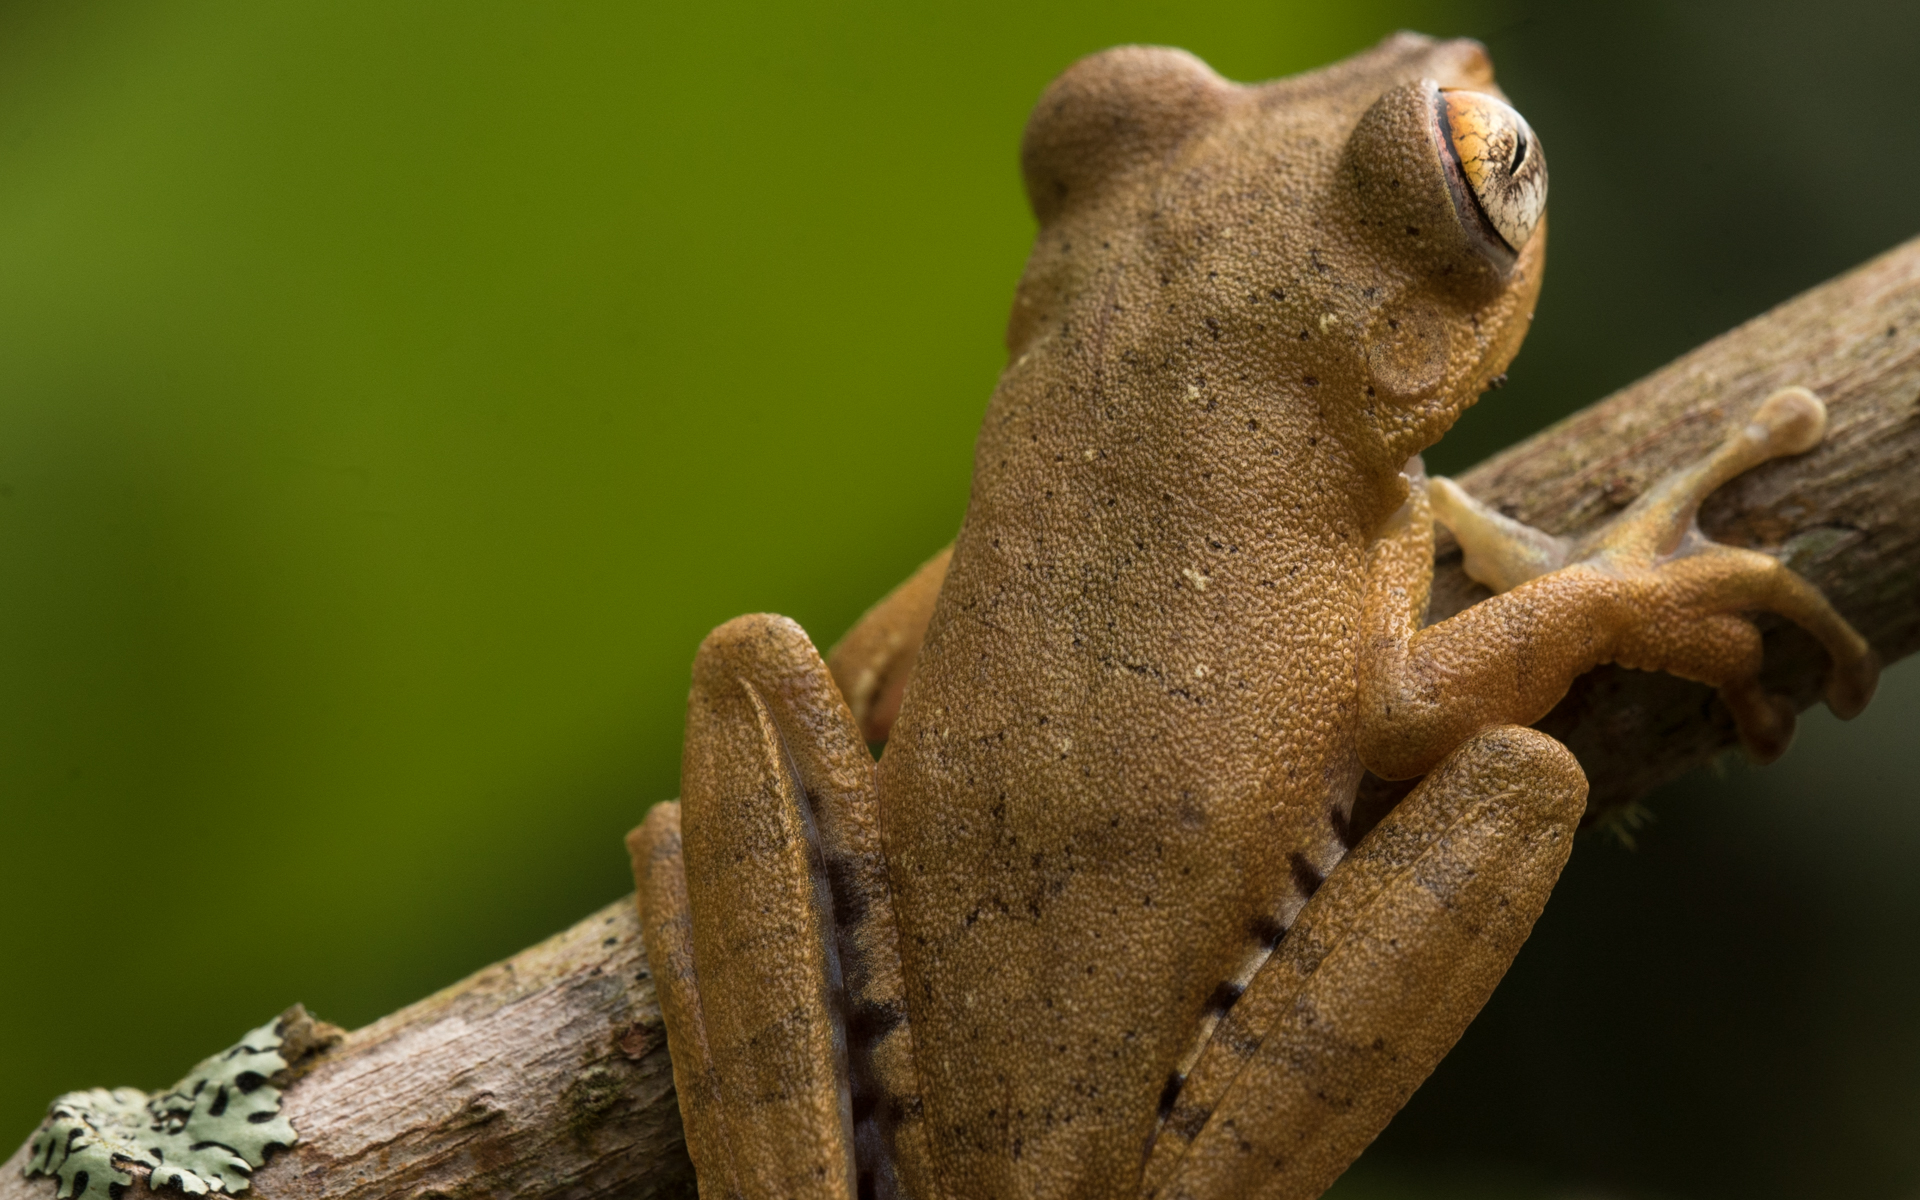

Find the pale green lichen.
xmin=22 ymin=1018 xmax=297 ymax=1199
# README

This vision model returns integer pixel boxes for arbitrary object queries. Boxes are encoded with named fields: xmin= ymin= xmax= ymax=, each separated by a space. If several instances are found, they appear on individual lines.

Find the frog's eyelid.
xmin=1432 ymin=89 xmax=1514 ymax=266
xmin=1432 ymin=86 xmax=1546 ymax=271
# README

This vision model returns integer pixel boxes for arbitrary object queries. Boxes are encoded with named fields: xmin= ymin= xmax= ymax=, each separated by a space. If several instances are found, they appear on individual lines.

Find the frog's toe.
xmin=1747 ymin=385 xmax=1827 ymax=457
xmin=1827 ymin=645 xmax=1880 ymax=720
xmin=1554 ymin=386 xmax=1832 ymax=573
xmin=1720 ymin=677 xmax=1797 ymax=765
xmin=1427 ymin=473 xmax=1570 ymax=592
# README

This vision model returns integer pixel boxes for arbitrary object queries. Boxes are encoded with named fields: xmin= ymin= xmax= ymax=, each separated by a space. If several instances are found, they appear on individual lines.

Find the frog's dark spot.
xmin=1405 ymin=225 xmax=1420 ymax=236
xmin=1289 ymin=853 xmax=1325 ymax=897
xmin=1269 ymin=288 xmax=1285 ymax=301
xmin=824 ymin=853 xmax=870 ymax=927
xmin=1303 ymin=376 xmax=1319 ymax=387
xmin=1330 ymin=803 xmax=1357 ymax=850
xmin=1158 ymin=1070 xmax=1186 ymax=1118
xmin=1208 ymin=980 xmax=1246 ymax=1016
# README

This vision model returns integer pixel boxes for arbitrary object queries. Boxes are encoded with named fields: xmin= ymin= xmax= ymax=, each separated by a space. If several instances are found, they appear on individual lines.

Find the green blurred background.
xmin=0 ymin=2 xmax=1915 ymax=1197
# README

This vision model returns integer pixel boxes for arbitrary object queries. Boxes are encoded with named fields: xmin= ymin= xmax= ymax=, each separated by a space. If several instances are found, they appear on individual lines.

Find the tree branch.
xmin=8 ymin=238 xmax=1919 ymax=1200
xmin=2 ymin=897 xmax=697 ymax=1200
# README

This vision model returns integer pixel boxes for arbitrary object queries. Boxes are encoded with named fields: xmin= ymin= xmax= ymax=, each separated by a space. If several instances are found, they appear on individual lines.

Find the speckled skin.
xmin=630 ymin=32 xmax=1875 ymax=1200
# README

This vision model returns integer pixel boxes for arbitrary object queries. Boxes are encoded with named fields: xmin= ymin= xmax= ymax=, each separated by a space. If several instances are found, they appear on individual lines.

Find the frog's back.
xmin=874 ymin=33 xmax=1508 ymax=1198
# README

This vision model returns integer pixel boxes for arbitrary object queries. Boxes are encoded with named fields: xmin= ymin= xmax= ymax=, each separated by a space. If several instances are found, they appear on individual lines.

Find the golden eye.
xmin=1438 ymin=89 xmax=1547 ymax=263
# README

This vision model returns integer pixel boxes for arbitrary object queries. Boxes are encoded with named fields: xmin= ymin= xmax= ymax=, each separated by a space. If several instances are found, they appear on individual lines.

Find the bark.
xmin=7 ymin=238 xmax=1919 ymax=1200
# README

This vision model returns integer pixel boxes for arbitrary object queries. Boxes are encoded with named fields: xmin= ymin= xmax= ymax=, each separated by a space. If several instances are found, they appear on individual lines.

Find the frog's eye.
xmin=1437 ymin=89 xmax=1547 ymax=263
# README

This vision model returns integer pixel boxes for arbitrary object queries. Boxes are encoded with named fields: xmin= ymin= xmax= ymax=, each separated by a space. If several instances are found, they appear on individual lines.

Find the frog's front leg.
xmin=626 ymin=614 xmax=930 ymax=1200
xmin=1360 ymin=386 xmax=1878 ymax=780
xmin=1142 ymin=725 xmax=1586 ymax=1200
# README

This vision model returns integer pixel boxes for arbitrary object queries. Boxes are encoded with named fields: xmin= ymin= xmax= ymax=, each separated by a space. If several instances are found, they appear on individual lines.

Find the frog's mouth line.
xmin=1431 ymin=86 xmax=1519 ymax=274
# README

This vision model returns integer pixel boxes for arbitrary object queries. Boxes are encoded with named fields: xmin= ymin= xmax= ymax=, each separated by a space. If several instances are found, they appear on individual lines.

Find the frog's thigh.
xmin=827 ymin=545 xmax=952 ymax=743
xmin=630 ymin=613 xmax=895 ymax=1200
xmin=1147 ymin=726 xmax=1585 ymax=1200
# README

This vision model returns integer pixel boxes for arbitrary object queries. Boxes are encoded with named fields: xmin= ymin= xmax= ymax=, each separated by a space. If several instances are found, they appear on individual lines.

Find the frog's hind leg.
xmin=630 ymin=613 xmax=932 ymax=1200
xmin=1139 ymin=726 xmax=1587 ymax=1200
xmin=1428 ymin=385 xmax=1878 ymax=759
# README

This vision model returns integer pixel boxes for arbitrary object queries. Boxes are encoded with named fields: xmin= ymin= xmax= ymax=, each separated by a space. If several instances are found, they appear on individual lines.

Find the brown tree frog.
xmin=628 ymin=33 xmax=1878 ymax=1200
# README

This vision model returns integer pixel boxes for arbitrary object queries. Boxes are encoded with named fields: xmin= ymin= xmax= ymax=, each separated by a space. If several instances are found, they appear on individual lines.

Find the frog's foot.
xmin=1429 ymin=386 xmax=1879 ymax=761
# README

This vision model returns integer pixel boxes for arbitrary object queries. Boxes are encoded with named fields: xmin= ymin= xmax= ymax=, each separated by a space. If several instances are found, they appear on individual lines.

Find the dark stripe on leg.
xmin=1207 ymin=981 xmax=1246 ymax=1017
xmin=1330 ymin=801 xmax=1357 ymax=850
xmin=1247 ymin=914 xmax=1288 ymax=950
xmin=1158 ymin=1070 xmax=1186 ymax=1119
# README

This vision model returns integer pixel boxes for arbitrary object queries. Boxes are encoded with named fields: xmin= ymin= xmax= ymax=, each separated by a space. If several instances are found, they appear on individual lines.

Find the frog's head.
xmin=1013 ymin=35 xmax=1547 ymax=478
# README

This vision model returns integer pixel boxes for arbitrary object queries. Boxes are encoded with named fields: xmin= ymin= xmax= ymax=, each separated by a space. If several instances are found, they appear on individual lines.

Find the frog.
xmin=626 ymin=32 xmax=1879 ymax=1200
